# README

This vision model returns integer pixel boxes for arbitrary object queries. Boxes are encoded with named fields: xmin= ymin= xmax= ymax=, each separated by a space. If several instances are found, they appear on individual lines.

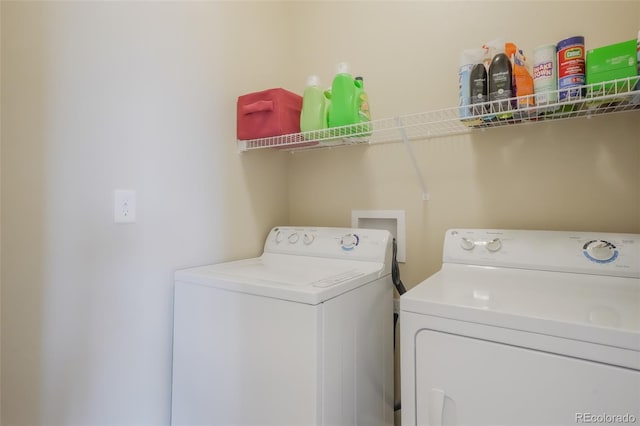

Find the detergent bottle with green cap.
xmin=328 ymin=62 xmax=360 ymax=133
xmin=354 ymin=76 xmax=371 ymax=135
xmin=323 ymin=88 xmax=335 ymax=137
xmin=300 ymin=75 xmax=327 ymax=133
xmin=633 ymin=30 xmax=640 ymax=105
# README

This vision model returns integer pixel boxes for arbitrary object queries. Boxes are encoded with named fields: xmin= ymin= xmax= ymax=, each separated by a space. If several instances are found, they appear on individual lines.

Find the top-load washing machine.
xmin=171 ymin=226 xmax=394 ymax=426
xmin=401 ymin=229 xmax=640 ymax=426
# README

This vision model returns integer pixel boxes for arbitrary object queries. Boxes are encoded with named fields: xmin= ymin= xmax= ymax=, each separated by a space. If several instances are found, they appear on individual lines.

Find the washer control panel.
xmin=444 ymin=229 xmax=639 ymax=278
xmin=265 ymin=226 xmax=391 ymax=262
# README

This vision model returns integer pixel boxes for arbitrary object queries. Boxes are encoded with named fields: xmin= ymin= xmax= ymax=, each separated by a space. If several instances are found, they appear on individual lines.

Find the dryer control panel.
xmin=444 ymin=229 xmax=640 ymax=278
xmin=264 ymin=226 xmax=392 ymax=264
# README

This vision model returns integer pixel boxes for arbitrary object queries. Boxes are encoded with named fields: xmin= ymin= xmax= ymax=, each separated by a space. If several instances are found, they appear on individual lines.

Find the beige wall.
xmin=286 ymin=1 xmax=640 ymax=288
xmin=1 ymin=2 xmax=290 ymax=425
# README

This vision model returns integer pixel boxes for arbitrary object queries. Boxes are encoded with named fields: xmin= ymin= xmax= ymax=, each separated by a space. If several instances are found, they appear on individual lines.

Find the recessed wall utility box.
xmin=352 ymin=210 xmax=406 ymax=262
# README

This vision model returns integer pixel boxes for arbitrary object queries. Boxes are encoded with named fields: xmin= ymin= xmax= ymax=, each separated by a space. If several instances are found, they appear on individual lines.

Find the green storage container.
xmin=586 ymin=39 xmax=637 ymax=96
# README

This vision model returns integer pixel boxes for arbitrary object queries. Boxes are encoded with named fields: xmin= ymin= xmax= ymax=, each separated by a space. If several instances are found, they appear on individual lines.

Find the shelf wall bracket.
xmin=395 ymin=117 xmax=430 ymax=201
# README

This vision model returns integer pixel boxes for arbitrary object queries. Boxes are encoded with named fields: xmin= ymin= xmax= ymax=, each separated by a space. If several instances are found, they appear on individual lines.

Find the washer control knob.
xmin=341 ymin=233 xmax=359 ymax=250
xmin=303 ymin=233 xmax=315 ymax=245
xmin=288 ymin=232 xmax=299 ymax=244
xmin=460 ymin=237 xmax=475 ymax=250
xmin=275 ymin=230 xmax=285 ymax=244
xmin=486 ymin=238 xmax=502 ymax=252
xmin=584 ymin=240 xmax=618 ymax=263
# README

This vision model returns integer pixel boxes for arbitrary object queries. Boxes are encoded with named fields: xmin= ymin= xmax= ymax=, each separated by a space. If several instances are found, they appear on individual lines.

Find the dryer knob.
xmin=486 ymin=238 xmax=502 ymax=252
xmin=275 ymin=230 xmax=285 ymax=244
xmin=303 ymin=233 xmax=315 ymax=245
xmin=288 ymin=232 xmax=299 ymax=244
xmin=460 ymin=238 xmax=475 ymax=250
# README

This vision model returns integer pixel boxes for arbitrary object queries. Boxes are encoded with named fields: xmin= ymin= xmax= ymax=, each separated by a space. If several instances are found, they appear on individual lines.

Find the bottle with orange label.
xmin=506 ymin=42 xmax=534 ymax=111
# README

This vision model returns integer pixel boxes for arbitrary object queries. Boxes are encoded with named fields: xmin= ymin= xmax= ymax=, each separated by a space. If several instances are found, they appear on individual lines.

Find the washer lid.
xmin=401 ymin=263 xmax=640 ymax=353
xmin=175 ymin=253 xmax=385 ymax=305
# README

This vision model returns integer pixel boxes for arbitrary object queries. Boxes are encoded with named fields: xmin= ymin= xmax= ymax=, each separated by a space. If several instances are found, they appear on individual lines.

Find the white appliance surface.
xmin=175 ymin=253 xmax=384 ymax=305
xmin=171 ymin=226 xmax=394 ymax=426
xmin=401 ymin=229 xmax=640 ymax=426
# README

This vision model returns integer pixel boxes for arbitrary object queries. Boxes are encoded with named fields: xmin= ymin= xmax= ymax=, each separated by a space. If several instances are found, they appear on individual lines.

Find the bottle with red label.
xmin=557 ymin=36 xmax=585 ymax=102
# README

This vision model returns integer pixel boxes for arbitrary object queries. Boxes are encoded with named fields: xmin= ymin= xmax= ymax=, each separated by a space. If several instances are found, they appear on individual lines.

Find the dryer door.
xmin=411 ymin=329 xmax=640 ymax=426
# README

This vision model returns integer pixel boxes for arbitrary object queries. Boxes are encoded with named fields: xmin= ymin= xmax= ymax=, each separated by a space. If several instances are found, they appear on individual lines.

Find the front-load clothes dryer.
xmin=401 ymin=229 xmax=640 ymax=426
xmin=171 ymin=226 xmax=394 ymax=426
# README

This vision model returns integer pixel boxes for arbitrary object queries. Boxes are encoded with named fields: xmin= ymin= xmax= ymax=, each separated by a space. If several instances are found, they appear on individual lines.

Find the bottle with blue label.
xmin=459 ymin=48 xmax=487 ymax=121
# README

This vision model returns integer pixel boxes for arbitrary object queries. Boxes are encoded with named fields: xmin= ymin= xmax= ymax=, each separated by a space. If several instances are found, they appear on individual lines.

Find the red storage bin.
xmin=236 ymin=88 xmax=302 ymax=140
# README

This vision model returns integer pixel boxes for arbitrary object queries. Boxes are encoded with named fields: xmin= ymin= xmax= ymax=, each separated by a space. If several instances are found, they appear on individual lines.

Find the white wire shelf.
xmin=237 ymin=76 xmax=640 ymax=152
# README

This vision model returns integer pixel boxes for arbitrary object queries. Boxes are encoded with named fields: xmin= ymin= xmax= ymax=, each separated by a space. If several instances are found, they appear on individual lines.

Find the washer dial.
xmin=460 ymin=238 xmax=475 ymax=250
xmin=341 ymin=233 xmax=359 ymax=251
xmin=583 ymin=240 xmax=618 ymax=264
